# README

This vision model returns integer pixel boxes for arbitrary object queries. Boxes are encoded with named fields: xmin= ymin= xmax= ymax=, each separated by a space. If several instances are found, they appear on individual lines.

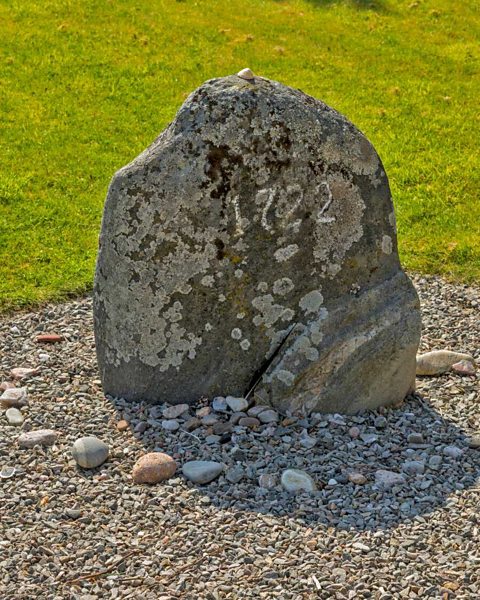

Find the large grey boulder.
xmin=94 ymin=71 xmax=421 ymax=413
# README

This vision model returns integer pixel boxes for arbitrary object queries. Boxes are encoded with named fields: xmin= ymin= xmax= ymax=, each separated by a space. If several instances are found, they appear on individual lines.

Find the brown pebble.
xmin=238 ymin=417 xmax=261 ymax=429
xmin=213 ymin=421 xmax=232 ymax=435
xmin=196 ymin=406 xmax=210 ymax=417
xmin=10 ymin=367 xmax=38 ymax=380
xmin=132 ymin=452 xmax=177 ymax=484
xmin=36 ymin=333 xmax=64 ymax=344
xmin=185 ymin=417 xmax=201 ymax=431
xmin=116 ymin=419 xmax=129 ymax=432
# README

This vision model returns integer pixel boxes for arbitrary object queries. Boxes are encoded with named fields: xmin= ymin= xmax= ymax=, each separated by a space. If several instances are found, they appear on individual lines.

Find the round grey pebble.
xmin=182 ymin=460 xmax=224 ymax=484
xmin=71 ymin=436 xmax=109 ymax=469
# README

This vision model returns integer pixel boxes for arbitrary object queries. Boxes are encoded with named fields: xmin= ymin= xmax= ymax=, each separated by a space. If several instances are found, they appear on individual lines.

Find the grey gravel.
xmin=0 ymin=273 xmax=479 ymax=598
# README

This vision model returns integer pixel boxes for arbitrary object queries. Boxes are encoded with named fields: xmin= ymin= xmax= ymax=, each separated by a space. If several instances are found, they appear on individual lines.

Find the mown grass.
xmin=1 ymin=0 xmax=479 ymax=311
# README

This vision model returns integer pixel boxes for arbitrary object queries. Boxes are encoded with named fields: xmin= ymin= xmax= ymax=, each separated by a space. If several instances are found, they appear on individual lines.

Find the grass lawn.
xmin=1 ymin=0 xmax=479 ymax=311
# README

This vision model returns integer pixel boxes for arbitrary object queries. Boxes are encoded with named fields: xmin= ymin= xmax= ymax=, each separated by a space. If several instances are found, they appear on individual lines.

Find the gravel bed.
xmin=0 ymin=273 xmax=479 ymax=599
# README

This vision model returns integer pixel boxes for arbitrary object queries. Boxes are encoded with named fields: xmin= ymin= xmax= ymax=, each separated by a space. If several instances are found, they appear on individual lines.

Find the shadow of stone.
xmin=113 ymin=389 xmax=479 ymax=533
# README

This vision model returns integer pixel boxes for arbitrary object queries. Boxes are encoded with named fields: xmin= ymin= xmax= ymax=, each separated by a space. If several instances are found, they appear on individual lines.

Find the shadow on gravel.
xmin=111 ymin=390 xmax=480 ymax=533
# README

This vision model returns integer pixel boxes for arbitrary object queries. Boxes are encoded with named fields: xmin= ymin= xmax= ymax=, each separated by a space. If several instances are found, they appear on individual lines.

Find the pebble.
xmin=230 ymin=412 xmax=247 ymax=425
xmin=348 ymin=472 xmax=367 ymax=485
xmin=258 ymin=409 xmax=279 ymax=424
xmin=428 ymin=455 xmax=443 ymax=470
xmin=162 ymin=403 xmax=189 ymax=419
xmin=18 ymin=429 xmax=57 ymax=448
xmin=374 ymin=416 xmax=387 ymax=429
xmin=212 ymin=396 xmax=228 ymax=412
xmin=201 ymin=413 xmax=218 ymax=426
xmin=247 ymin=405 xmax=271 ymax=417
xmin=116 ymin=419 xmax=129 ymax=431
xmin=0 ymin=466 xmax=16 ymax=479
xmin=226 ymin=465 xmax=245 ymax=483
xmin=5 ymin=407 xmax=24 ymax=426
xmin=360 ymin=433 xmax=378 ymax=445
xmin=348 ymin=426 xmax=360 ymax=439
xmin=443 ymin=445 xmax=463 ymax=459
xmin=205 ymin=434 xmax=221 ymax=444
xmin=407 ymin=432 xmax=425 ymax=445
xmin=212 ymin=421 xmax=232 ymax=435
xmin=35 ymin=333 xmax=64 ymax=343
xmin=375 ymin=469 xmax=406 ymax=488
xmin=0 ymin=387 xmax=28 ymax=408
xmin=225 ymin=396 xmax=248 ymax=412
xmin=196 ymin=406 xmax=210 ymax=417
xmin=467 ymin=435 xmax=480 ymax=449
xmin=132 ymin=452 xmax=177 ymax=484
xmin=416 ymin=350 xmax=474 ymax=376
xmin=182 ymin=460 xmax=224 ymax=484
xmin=71 ymin=436 xmax=109 ymax=468
xmin=184 ymin=417 xmax=201 ymax=431
xmin=134 ymin=421 xmax=147 ymax=434
xmin=238 ymin=416 xmax=260 ymax=429
xmin=258 ymin=473 xmax=277 ymax=489
xmin=10 ymin=367 xmax=37 ymax=380
xmin=281 ymin=469 xmax=316 ymax=493
xmin=65 ymin=508 xmax=82 ymax=519
xmin=402 ymin=460 xmax=425 ymax=475
xmin=162 ymin=419 xmax=180 ymax=431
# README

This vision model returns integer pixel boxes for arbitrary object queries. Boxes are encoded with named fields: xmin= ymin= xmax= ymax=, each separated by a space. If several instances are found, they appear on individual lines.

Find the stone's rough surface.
xmin=132 ymin=452 xmax=177 ymax=484
xmin=225 ymin=396 xmax=248 ymax=412
xmin=18 ymin=429 xmax=56 ymax=448
xmin=281 ymin=469 xmax=316 ymax=493
xmin=72 ymin=436 xmax=109 ymax=469
xmin=416 ymin=350 xmax=475 ymax=376
xmin=10 ymin=368 xmax=37 ymax=380
xmin=162 ymin=403 xmax=189 ymax=419
xmin=0 ymin=387 xmax=28 ymax=408
xmin=93 ymin=74 xmax=421 ymax=413
xmin=375 ymin=469 xmax=406 ymax=488
xmin=182 ymin=460 xmax=224 ymax=484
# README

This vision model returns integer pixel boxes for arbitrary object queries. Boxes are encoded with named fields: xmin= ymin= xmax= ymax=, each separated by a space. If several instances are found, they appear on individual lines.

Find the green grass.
xmin=1 ymin=0 xmax=479 ymax=311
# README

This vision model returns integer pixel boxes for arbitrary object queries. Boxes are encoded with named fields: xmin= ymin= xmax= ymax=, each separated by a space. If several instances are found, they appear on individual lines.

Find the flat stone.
xmin=134 ymin=421 xmax=147 ymax=434
xmin=182 ymin=460 xmax=224 ymax=484
xmin=407 ymin=432 xmax=425 ymax=445
xmin=402 ymin=460 xmax=425 ymax=475
xmin=443 ymin=445 xmax=463 ymax=459
xmin=416 ymin=350 xmax=475 ymax=376
xmin=205 ymin=434 xmax=221 ymax=444
xmin=238 ymin=417 xmax=261 ymax=429
xmin=93 ymin=74 xmax=421 ymax=414
xmin=257 ymin=409 xmax=279 ymax=424
xmin=225 ymin=397 xmax=248 ymax=412
xmin=10 ymin=367 xmax=38 ymax=380
xmin=72 ymin=436 xmax=109 ymax=468
xmin=65 ymin=508 xmax=82 ymax=519
xmin=374 ymin=469 xmax=406 ymax=488
xmin=196 ymin=406 xmax=210 ymax=417
xmin=5 ymin=407 xmax=24 ymax=426
xmin=162 ymin=419 xmax=180 ymax=431
xmin=360 ymin=433 xmax=378 ymax=445
xmin=184 ymin=417 xmax=201 ymax=431
xmin=1 ymin=387 xmax=28 ymax=408
xmin=230 ymin=412 xmax=247 ymax=425
xmin=348 ymin=472 xmax=367 ymax=485
xmin=18 ymin=429 xmax=57 ymax=448
xmin=132 ymin=452 xmax=177 ymax=484
xmin=247 ymin=405 xmax=271 ymax=417
xmin=213 ymin=421 xmax=232 ymax=435
xmin=281 ymin=469 xmax=316 ymax=493
xmin=201 ymin=413 xmax=219 ymax=426
xmin=162 ymin=404 xmax=189 ymax=419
